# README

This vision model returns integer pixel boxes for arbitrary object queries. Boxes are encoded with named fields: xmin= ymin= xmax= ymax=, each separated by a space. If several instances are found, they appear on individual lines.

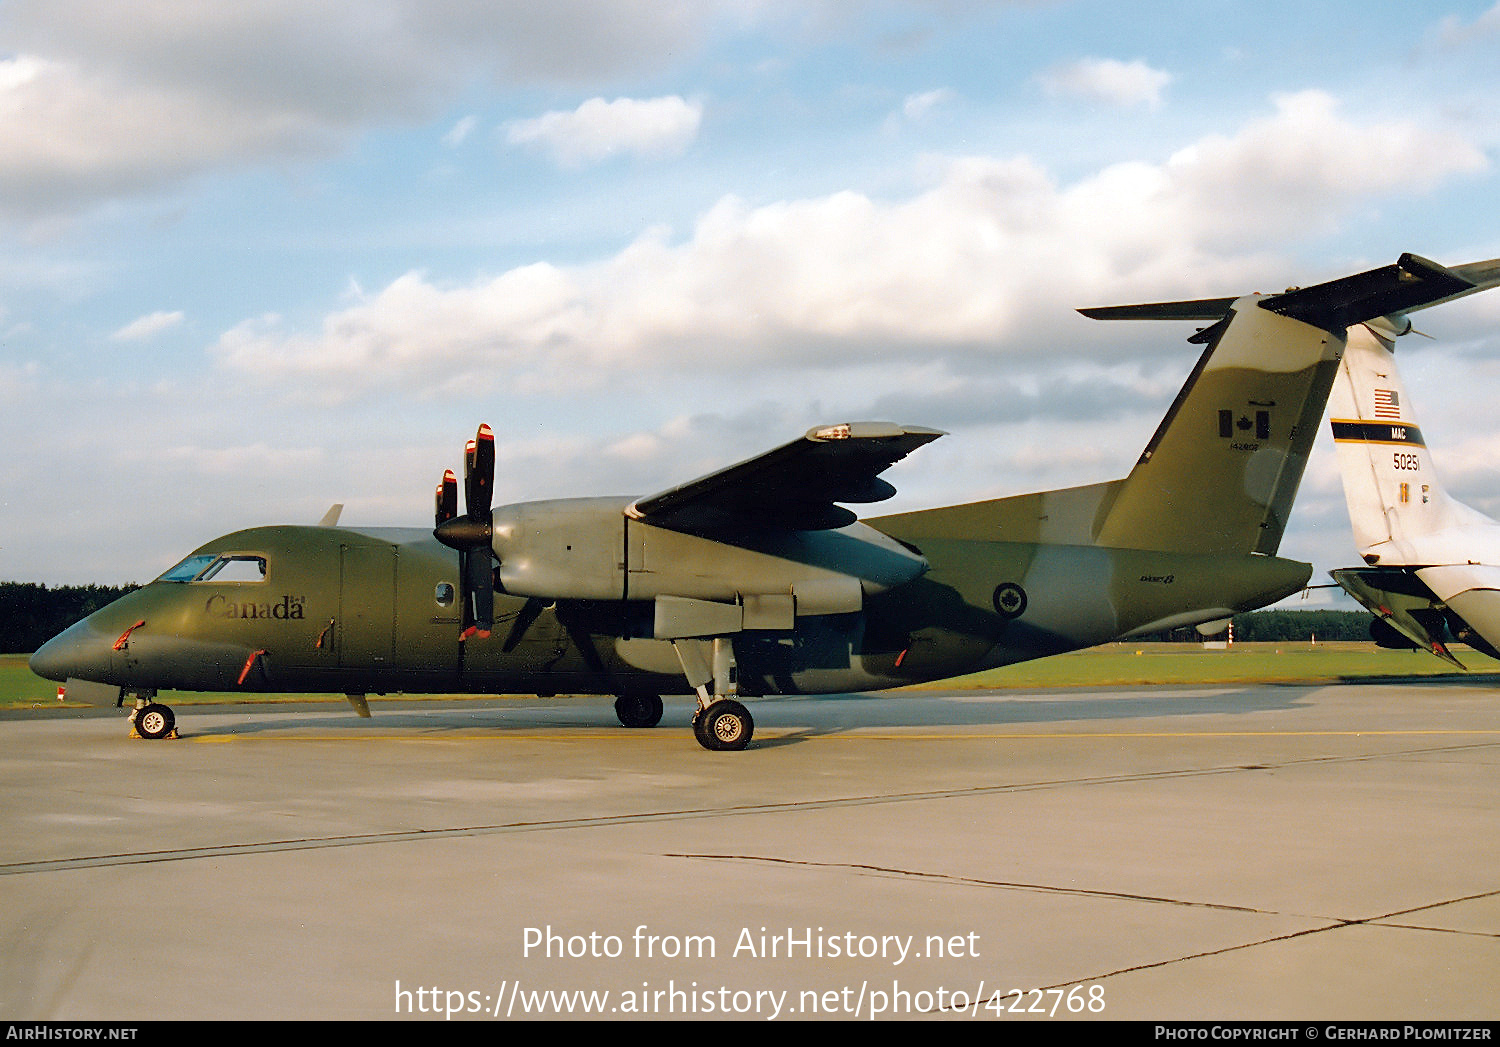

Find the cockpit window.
xmin=198 ymin=556 xmax=268 ymax=582
xmin=157 ymin=554 xmax=268 ymax=583
xmin=158 ymin=554 xmax=219 ymax=582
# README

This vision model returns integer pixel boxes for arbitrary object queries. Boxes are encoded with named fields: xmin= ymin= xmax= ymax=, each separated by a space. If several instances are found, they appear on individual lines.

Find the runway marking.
xmin=6 ymin=739 xmax=1495 ymax=877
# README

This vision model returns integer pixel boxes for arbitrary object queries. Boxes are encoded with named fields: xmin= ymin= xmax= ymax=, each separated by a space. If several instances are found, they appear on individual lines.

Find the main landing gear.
xmin=128 ymin=693 xmax=177 ymax=740
xmin=692 ymin=699 xmax=754 ymax=751
xmin=669 ymin=636 xmax=755 ymax=752
xmin=613 ymin=693 xmax=663 ymax=728
xmin=610 ymin=690 xmax=753 ymax=749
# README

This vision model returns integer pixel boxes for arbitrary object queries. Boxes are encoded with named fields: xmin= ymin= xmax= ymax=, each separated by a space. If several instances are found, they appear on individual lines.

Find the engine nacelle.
xmin=490 ymin=496 xmax=929 ymax=608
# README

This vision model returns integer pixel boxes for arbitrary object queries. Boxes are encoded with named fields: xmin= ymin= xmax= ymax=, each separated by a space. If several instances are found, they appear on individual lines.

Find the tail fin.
xmin=1329 ymin=322 xmax=1497 ymax=564
xmin=874 ymin=254 xmax=1500 ymax=557
xmin=1088 ymin=299 xmax=1340 ymax=555
xmin=1084 ymin=253 xmax=1500 ymax=557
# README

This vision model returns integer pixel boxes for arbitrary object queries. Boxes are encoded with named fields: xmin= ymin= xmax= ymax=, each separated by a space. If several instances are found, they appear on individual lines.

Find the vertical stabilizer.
xmin=1092 ymin=298 xmax=1341 ymax=556
xmin=1082 ymin=253 xmax=1500 ymax=558
xmin=1329 ymin=323 xmax=1494 ymax=564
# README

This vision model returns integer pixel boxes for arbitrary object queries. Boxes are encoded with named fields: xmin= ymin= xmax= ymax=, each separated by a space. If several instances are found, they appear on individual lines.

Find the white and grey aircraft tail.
xmin=1328 ymin=257 xmax=1500 ymax=665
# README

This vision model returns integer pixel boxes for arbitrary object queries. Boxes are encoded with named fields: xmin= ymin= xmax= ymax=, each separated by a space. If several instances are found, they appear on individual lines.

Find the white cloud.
xmin=901 ymin=88 xmax=953 ymax=121
xmin=110 ymin=310 xmax=185 ymax=342
xmin=504 ymin=96 xmax=704 ymax=167
xmin=882 ymin=88 xmax=955 ymax=135
xmin=0 ymin=54 xmax=47 ymax=92
xmin=0 ymin=53 xmax=333 ymax=220
xmin=442 ymin=115 xmax=478 ymax=148
xmin=0 ymin=1 xmax=731 ymax=220
xmin=213 ymin=92 xmax=1490 ymax=402
xmin=1433 ymin=2 xmax=1500 ymax=48
xmin=1163 ymin=91 xmax=1488 ymax=242
xmin=1037 ymin=57 xmax=1173 ymax=109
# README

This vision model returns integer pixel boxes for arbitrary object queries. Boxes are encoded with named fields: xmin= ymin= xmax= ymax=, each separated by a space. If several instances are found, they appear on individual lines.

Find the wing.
xmin=627 ymin=422 xmax=944 ymax=534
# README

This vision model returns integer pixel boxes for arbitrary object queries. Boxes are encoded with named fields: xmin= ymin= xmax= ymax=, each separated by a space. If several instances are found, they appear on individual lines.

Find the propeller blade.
xmin=557 ymin=604 xmax=609 ymax=674
xmin=436 ymin=423 xmax=498 ymax=642
xmin=464 ymin=438 xmax=477 ymax=511
xmin=467 ymin=423 xmax=495 ymax=520
xmin=460 ymin=548 xmax=494 ymax=640
xmin=435 ymin=469 xmax=458 ymax=527
xmin=501 ymin=597 xmax=547 ymax=653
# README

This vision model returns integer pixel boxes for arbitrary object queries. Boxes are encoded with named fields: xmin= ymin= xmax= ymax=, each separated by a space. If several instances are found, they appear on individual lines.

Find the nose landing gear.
xmin=128 ymin=693 xmax=177 ymax=740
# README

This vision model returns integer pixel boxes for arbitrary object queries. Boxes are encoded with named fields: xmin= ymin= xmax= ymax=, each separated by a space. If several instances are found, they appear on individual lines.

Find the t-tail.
xmin=1323 ymin=259 xmax=1500 ymax=664
xmin=872 ymin=253 xmax=1500 ymax=666
xmin=1084 ymin=254 xmax=1500 ymax=557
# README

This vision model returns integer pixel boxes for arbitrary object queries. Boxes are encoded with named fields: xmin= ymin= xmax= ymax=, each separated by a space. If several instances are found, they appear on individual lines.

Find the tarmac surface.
xmin=2 ymin=679 xmax=1497 ymax=1022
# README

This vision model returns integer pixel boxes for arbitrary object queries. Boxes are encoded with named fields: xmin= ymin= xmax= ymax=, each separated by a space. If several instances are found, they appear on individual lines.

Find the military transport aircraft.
xmin=1322 ymin=264 xmax=1500 ymax=666
xmin=30 ymin=253 xmax=1500 ymax=749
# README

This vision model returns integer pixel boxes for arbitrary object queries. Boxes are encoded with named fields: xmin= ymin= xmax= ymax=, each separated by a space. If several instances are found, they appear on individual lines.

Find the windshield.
xmin=157 ymin=554 xmax=219 ymax=583
xmin=157 ymin=554 xmax=267 ymax=583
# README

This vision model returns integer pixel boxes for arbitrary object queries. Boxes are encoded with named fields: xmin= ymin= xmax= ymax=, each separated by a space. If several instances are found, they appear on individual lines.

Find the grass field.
xmin=4 ymin=641 xmax=1495 ymax=709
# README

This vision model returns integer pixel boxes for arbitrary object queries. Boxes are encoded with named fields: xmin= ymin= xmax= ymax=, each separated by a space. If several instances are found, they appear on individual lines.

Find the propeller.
xmin=434 ymin=423 xmax=496 ymax=640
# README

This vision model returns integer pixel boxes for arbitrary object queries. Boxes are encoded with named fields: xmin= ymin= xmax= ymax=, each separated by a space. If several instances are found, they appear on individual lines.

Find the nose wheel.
xmin=130 ymin=699 xmax=177 ymax=740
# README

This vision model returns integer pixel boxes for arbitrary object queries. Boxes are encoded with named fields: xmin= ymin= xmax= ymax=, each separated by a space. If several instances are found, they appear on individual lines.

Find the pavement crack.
xmin=665 ymin=853 xmax=1276 ymax=914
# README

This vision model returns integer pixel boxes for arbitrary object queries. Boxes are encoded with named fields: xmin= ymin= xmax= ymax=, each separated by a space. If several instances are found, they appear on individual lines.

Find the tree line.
xmin=1 ymin=582 xmax=141 ymax=654
xmin=1 ymin=580 xmax=1376 ymax=655
xmin=1144 ymin=609 xmax=1375 ymax=643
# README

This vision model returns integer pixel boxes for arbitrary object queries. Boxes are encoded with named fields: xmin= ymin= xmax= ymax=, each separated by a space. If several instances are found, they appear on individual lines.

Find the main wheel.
xmin=693 ymin=699 xmax=753 ymax=751
xmin=614 ymin=693 xmax=663 ymax=728
xmin=134 ymin=702 xmax=176 ymax=740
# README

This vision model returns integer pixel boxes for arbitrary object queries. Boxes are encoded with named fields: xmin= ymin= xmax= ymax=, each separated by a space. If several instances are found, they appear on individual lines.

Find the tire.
xmin=135 ymin=702 xmax=176 ymax=740
xmin=614 ymin=693 xmax=663 ymax=728
xmin=694 ymin=699 xmax=753 ymax=751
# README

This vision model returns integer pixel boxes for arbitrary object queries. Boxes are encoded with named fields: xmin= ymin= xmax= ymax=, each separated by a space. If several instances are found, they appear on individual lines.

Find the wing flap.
xmin=629 ymin=422 xmax=944 ymax=534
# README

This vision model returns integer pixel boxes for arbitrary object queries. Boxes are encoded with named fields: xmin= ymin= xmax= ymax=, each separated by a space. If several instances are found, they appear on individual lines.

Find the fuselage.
xmin=30 ymin=507 xmax=1311 ymax=701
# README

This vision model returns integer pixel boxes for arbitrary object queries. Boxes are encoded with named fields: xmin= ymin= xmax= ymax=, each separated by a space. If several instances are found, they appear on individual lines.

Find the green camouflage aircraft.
xmin=30 ymin=253 xmax=1500 ymax=750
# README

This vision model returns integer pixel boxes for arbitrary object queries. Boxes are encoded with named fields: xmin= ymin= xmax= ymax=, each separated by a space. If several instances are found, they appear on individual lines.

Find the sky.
xmin=3 ymin=1 xmax=1500 ymax=602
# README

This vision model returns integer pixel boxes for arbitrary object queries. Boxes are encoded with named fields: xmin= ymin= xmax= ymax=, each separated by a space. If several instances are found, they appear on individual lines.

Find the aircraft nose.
xmin=28 ymin=617 xmax=116 ymax=683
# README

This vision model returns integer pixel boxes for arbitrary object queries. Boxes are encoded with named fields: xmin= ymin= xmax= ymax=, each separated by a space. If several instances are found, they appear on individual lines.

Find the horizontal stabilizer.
xmin=1081 ymin=253 xmax=1500 ymax=334
xmin=1415 ymin=257 xmax=1500 ymax=313
xmin=1257 ymin=254 xmax=1473 ymax=332
xmin=1331 ymin=567 xmax=1464 ymax=669
xmin=1078 ymin=298 xmax=1237 ymax=322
